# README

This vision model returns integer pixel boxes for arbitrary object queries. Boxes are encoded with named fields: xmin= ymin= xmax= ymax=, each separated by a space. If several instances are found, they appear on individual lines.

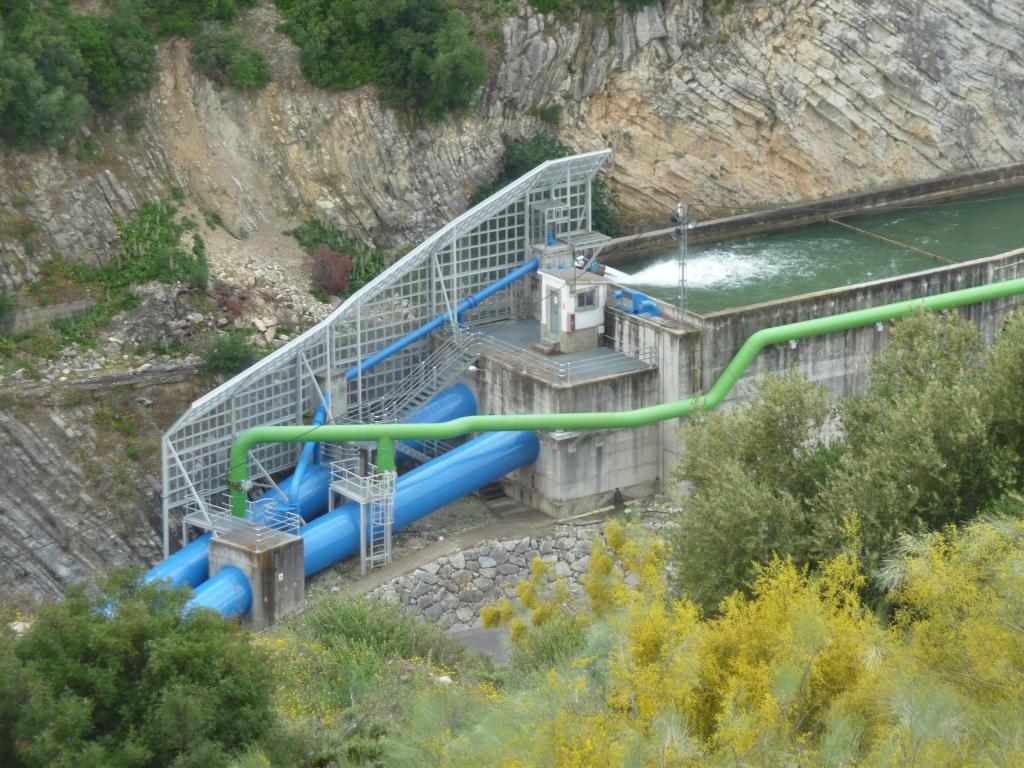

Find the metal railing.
xmin=473 ymin=331 xmax=657 ymax=383
xmin=182 ymin=496 xmax=303 ymax=549
xmin=347 ymin=328 xmax=480 ymax=424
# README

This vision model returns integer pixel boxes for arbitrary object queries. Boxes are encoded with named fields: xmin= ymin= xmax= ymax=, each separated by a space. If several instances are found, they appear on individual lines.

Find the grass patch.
xmin=200 ymin=331 xmax=259 ymax=375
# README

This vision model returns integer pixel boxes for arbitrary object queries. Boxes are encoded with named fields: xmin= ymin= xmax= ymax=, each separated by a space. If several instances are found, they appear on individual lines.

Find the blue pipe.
xmin=144 ymin=385 xmax=480 ymax=590
xmin=399 ymin=383 xmax=477 ymax=459
xmin=302 ymin=430 xmax=540 ymax=578
xmin=613 ymin=288 xmax=660 ymax=318
xmin=186 ymin=565 xmax=251 ymax=619
xmin=345 ymin=259 xmax=539 ymax=382
xmin=288 ymin=399 xmax=329 ymax=502
xmin=190 ymin=430 xmax=538 ymax=615
xmin=455 ymin=259 xmax=539 ymax=323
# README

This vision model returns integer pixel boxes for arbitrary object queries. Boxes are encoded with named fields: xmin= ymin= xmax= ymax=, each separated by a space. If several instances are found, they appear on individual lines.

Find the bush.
xmin=201 ymin=331 xmax=259 ymax=375
xmin=301 ymin=594 xmax=466 ymax=667
xmin=816 ymin=311 xmax=1018 ymax=577
xmin=669 ymin=370 xmax=837 ymax=611
xmin=137 ymin=0 xmax=258 ymax=39
xmin=311 ymin=244 xmax=353 ymax=295
xmin=288 ymin=220 xmax=388 ymax=297
xmin=109 ymin=198 xmax=210 ymax=290
xmin=192 ymin=27 xmax=268 ymax=90
xmin=669 ymin=310 xmax=1024 ymax=612
xmin=982 ymin=307 xmax=1024 ymax=454
xmin=273 ymin=0 xmax=487 ymax=119
xmin=0 ymin=569 xmax=274 ymax=767
xmin=404 ymin=514 xmax=1024 ymax=766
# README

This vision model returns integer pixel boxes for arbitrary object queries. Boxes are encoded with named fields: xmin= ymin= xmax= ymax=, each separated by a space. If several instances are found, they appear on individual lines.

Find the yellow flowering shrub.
xmin=403 ymin=515 xmax=1024 ymax=768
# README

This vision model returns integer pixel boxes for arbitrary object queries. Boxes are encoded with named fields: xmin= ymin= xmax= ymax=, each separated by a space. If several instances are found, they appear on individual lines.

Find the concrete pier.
xmin=208 ymin=530 xmax=305 ymax=630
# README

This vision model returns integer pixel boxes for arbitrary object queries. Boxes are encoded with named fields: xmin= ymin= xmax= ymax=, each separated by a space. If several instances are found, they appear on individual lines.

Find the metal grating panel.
xmin=161 ymin=149 xmax=611 ymax=555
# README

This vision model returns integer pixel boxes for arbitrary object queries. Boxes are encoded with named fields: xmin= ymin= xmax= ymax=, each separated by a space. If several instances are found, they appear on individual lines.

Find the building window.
xmin=576 ymin=289 xmax=596 ymax=310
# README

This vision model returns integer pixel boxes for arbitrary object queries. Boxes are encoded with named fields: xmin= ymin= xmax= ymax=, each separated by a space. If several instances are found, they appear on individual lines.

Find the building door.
xmin=547 ymin=290 xmax=560 ymax=335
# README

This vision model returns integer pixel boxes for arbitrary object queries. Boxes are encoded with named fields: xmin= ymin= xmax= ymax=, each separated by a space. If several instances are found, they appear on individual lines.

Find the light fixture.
xmin=669 ymin=202 xmax=697 ymax=327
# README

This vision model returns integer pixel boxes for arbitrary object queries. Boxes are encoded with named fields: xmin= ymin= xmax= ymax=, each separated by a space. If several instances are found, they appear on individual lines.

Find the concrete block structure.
xmin=208 ymin=530 xmax=304 ymax=630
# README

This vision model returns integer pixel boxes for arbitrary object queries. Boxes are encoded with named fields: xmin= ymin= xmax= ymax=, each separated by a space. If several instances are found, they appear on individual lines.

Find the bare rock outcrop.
xmin=0 ymin=383 xmax=201 ymax=609
xmin=3 ymin=0 xmax=1021 ymax=292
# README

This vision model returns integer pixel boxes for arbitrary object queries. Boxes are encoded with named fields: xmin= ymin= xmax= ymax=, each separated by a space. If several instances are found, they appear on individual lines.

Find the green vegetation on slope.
xmin=669 ymin=309 xmax=1024 ymax=611
xmin=0 ymin=194 xmax=208 ymax=361
xmin=0 ymin=0 xmax=264 ymax=149
xmin=135 ymin=0 xmax=258 ymax=39
xmin=6 ymin=307 xmax=1024 ymax=766
xmin=468 ymin=513 xmax=1024 ymax=767
xmin=0 ymin=1 xmax=155 ymax=147
xmin=287 ymin=219 xmax=391 ymax=301
xmin=0 ymin=570 xmax=273 ymax=768
xmin=273 ymin=0 xmax=487 ymax=121
xmin=191 ymin=26 xmax=268 ymax=90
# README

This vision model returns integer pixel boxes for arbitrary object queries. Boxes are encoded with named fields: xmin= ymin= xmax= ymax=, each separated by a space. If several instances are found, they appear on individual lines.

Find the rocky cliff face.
xmin=0 ymin=378 xmax=200 ymax=609
xmin=553 ymin=0 xmax=1024 ymax=225
xmin=4 ymin=0 xmax=1022 ymax=291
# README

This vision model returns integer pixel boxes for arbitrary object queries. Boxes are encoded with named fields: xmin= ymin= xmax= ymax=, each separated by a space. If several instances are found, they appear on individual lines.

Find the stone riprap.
xmin=369 ymin=509 xmax=672 ymax=631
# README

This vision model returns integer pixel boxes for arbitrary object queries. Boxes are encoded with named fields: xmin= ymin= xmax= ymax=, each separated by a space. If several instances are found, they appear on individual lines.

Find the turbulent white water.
xmin=606 ymin=249 xmax=786 ymax=289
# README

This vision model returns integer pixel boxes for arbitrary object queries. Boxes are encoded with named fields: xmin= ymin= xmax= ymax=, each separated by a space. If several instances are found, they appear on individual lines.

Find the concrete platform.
xmin=477 ymin=320 xmax=653 ymax=383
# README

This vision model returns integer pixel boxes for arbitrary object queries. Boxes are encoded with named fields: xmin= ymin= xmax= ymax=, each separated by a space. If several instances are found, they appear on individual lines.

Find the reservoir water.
xmin=605 ymin=185 xmax=1024 ymax=315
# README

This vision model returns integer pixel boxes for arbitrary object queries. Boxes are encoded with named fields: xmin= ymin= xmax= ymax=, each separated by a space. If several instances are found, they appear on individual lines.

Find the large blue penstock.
xmin=302 ymin=430 xmax=540 ymax=578
xmin=188 ymin=429 xmax=539 ymax=616
xmin=399 ymin=383 xmax=477 ymax=458
xmin=144 ymin=384 xmax=479 ymax=591
xmin=186 ymin=565 xmax=252 ymax=618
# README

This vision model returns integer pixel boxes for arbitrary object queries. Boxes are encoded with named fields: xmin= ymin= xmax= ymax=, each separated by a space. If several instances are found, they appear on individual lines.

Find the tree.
xmin=274 ymin=0 xmax=486 ymax=120
xmin=982 ymin=307 xmax=1024 ymax=455
xmin=816 ymin=311 xmax=1018 ymax=576
xmin=0 ymin=570 xmax=274 ymax=767
xmin=668 ymin=311 xmax=1024 ymax=610
xmin=0 ymin=3 xmax=154 ymax=148
xmin=192 ymin=27 xmax=268 ymax=90
xmin=417 ymin=11 xmax=486 ymax=119
xmin=668 ymin=370 xmax=837 ymax=610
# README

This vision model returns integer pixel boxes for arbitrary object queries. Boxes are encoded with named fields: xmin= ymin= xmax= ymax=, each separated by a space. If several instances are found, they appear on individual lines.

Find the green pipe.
xmin=228 ymin=277 xmax=1024 ymax=516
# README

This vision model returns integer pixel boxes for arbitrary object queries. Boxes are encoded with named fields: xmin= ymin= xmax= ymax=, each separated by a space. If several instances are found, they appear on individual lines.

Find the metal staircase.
xmin=328 ymin=446 xmax=396 ymax=574
xmin=347 ymin=329 xmax=479 ymax=465
xmin=377 ymin=328 xmax=480 ymax=421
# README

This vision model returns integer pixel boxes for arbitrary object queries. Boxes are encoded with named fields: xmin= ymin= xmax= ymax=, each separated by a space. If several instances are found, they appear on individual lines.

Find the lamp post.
xmin=670 ymin=202 xmax=696 ymax=324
